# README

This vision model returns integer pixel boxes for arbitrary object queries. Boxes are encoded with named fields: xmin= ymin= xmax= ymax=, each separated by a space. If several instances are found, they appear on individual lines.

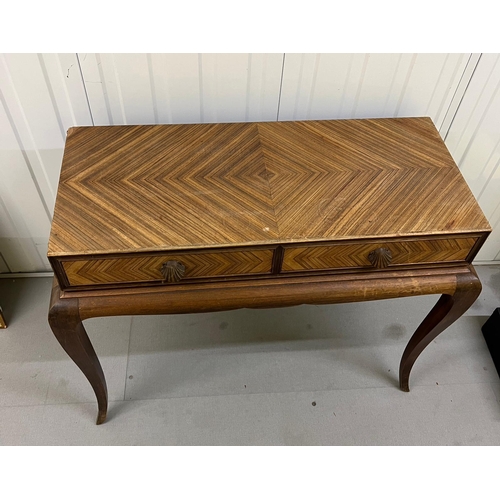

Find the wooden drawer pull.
xmin=368 ymin=248 xmax=392 ymax=269
xmin=161 ymin=260 xmax=185 ymax=282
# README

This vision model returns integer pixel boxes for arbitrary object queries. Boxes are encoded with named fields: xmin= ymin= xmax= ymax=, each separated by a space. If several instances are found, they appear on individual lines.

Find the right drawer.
xmin=281 ymin=237 xmax=478 ymax=272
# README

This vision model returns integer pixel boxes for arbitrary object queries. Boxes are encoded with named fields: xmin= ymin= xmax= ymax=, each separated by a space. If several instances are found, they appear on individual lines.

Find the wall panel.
xmin=0 ymin=53 xmax=92 ymax=271
xmin=79 ymin=53 xmax=284 ymax=125
xmin=445 ymin=54 xmax=500 ymax=261
xmin=278 ymin=53 xmax=470 ymax=134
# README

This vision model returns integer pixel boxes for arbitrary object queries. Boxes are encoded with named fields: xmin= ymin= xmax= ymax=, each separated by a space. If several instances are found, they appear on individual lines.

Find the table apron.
xmin=69 ymin=266 xmax=470 ymax=320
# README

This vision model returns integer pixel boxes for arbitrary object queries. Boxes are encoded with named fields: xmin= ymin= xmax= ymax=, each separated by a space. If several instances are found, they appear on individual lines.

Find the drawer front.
xmin=282 ymin=237 xmax=477 ymax=272
xmin=62 ymin=249 xmax=274 ymax=287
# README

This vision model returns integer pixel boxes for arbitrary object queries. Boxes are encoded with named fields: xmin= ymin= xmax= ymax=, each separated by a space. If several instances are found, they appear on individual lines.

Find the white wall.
xmin=0 ymin=53 xmax=92 ymax=271
xmin=0 ymin=53 xmax=499 ymax=272
xmin=444 ymin=54 xmax=500 ymax=261
xmin=78 ymin=53 xmax=284 ymax=125
xmin=278 ymin=53 xmax=470 ymax=129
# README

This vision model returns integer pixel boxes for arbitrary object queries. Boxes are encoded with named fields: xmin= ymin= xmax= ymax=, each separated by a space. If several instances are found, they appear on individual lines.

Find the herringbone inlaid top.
xmin=48 ymin=118 xmax=490 ymax=257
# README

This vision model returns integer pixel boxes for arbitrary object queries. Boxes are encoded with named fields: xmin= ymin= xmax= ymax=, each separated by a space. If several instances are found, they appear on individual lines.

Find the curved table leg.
xmin=48 ymin=281 xmax=108 ymax=424
xmin=399 ymin=267 xmax=482 ymax=392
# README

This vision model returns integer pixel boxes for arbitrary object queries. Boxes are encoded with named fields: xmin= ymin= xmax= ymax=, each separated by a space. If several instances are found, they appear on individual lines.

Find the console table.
xmin=47 ymin=118 xmax=491 ymax=424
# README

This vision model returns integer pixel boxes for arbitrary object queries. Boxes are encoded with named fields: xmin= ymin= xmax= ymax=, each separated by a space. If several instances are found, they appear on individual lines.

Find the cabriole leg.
xmin=399 ymin=268 xmax=482 ymax=392
xmin=48 ymin=280 xmax=108 ymax=424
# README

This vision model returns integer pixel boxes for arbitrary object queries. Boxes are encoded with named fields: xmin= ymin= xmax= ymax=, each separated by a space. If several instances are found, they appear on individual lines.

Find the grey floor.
xmin=0 ymin=266 xmax=499 ymax=445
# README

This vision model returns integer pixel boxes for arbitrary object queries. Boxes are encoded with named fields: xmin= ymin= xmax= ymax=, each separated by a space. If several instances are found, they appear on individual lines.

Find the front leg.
xmin=48 ymin=280 xmax=108 ymax=424
xmin=399 ymin=266 xmax=482 ymax=392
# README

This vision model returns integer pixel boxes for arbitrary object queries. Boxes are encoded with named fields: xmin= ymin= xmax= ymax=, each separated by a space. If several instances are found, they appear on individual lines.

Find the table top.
xmin=48 ymin=117 xmax=490 ymax=257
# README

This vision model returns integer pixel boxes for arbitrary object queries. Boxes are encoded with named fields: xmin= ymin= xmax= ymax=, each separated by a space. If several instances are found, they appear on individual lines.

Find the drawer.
xmin=61 ymin=248 xmax=274 ymax=287
xmin=282 ymin=237 xmax=478 ymax=272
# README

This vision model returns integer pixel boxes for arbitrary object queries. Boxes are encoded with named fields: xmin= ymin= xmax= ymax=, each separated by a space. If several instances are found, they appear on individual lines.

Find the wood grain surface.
xmin=62 ymin=248 xmax=274 ymax=286
xmin=48 ymin=118 xmax=491 ymax=258
xmin=282 ymin=237 xmax=477 ymax=271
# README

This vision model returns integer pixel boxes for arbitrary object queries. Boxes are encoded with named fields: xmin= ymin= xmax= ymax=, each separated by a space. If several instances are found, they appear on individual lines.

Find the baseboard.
xmin=0 ymin=272 xmax=55 ymax=278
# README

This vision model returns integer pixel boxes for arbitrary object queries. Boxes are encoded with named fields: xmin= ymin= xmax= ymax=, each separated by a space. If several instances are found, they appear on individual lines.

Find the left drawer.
xmin=58 ymin=248 xmax=274 ymax=287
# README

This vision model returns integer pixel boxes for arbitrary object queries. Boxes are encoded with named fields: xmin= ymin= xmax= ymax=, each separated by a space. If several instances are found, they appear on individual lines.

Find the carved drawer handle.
xmin=368 ymin=248 xmax=392 ymax=269
xmin=161 ymin=260 xmax=186 ymax=282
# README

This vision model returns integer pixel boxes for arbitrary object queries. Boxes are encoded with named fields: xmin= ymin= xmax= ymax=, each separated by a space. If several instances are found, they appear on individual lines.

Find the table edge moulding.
xmin=47 ymin=117 xmax=491 ymax=424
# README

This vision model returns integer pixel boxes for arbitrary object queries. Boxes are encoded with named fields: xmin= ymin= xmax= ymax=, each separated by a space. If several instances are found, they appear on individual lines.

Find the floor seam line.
xmin=122 ymin=316 xmax=134 ymax=401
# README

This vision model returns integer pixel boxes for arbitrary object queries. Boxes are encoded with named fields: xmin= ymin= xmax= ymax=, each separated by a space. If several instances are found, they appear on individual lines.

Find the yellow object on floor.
xmin=0 ymin=308 xmax=6 ymax=328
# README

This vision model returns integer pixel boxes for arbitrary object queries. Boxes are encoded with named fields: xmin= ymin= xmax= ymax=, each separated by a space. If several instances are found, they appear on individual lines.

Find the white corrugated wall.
xmin=0 ymin=53 xmax=499 ymax=272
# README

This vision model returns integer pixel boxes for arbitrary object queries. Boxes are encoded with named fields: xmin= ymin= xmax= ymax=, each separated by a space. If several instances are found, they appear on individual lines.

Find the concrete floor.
xmin=0 ymin=265 xmax=499 ymax=445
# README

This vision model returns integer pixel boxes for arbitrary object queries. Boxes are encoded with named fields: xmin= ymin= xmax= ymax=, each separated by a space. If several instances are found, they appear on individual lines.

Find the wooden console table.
xmin=47 ymin=118 xmax=491 ymax=424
